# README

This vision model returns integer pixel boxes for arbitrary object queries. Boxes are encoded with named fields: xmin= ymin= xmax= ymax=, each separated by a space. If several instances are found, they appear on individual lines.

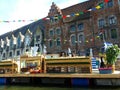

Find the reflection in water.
xmin=0 ymin=86 xmax=119 ymax=90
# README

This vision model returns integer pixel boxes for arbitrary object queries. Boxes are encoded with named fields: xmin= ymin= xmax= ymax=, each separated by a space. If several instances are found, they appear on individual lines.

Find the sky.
xmin=0 ymin=0 xmax=87 ymax=35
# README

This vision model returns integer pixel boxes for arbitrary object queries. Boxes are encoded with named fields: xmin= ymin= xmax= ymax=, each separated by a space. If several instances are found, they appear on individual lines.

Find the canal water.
xmin=0 ymin=86 xmax=120 ymax=90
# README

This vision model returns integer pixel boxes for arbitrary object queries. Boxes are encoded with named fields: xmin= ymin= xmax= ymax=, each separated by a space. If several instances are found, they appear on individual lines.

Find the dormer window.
xmin=0 ymin=39 xmax=4 ymax=48
xmin=10 ymin=39 xmax=13 ymax=49
xmin=17 ymin=37 xmax=21 ymax=48
xmin=4 ymin=42 xmax=6 ymax=49
xmin=25 ymin=35 xmax=31 ymax=46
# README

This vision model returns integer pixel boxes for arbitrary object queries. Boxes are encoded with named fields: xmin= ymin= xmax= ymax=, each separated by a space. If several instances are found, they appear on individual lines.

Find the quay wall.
xmin=0 ymin=74 xmax=120 ymax=87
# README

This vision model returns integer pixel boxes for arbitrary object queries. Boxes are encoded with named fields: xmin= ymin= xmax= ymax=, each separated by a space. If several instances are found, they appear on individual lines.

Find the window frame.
xmin=108 ymin=16 xmax=116 ymax=25
xmin=110 ymin=29 xmax=118 ymax=39
xmin=98 ymin=19 xmax=105 ymax=28
xmin=70 ymin=25 xmax=76 ymax=32
xmin=107 ymin=0 xmax=113 ymax=7
xmin=70 ymin=34 xmax=76 ymax=46
xmin=78 ymin=23 xmax=84 ymax=31
xmin=56 ymin=37 xmax=61 ymax=46
xmin=78 ymin=33 xmax=85 ymax=45
xmin=49 ymin=30 xmax=54 ymax=36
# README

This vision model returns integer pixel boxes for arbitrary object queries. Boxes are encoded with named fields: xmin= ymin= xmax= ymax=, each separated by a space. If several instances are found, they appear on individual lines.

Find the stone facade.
xmin=0 ymin=20 xmax=45 ymax=60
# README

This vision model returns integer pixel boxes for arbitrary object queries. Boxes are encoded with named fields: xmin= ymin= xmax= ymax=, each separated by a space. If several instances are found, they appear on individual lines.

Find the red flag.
xmin=104 ymin=0 xmax=109 ymax=3
xmin=42 ymin=18 xmax=47 ymax=20
xmin=62 ymin=15 xmax=67 ymax=19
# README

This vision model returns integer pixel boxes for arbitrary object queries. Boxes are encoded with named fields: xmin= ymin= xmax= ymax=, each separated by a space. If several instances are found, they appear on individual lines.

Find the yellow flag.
xmin=96 ymin=5 xmax=101 ymax=9
xmin=75 ymin=13 xmax=79 ymax=16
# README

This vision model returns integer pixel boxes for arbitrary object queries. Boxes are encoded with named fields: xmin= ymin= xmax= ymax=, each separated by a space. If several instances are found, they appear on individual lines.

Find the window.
xmin=3 ymin=53 xmax=5 ymax=58
xmin=56 ymin=38 xmax=61 ymax=46
xmin=0 ymin=40 xmax=4 ymax=48
xmin=70 ymin=25 xmax=76 ymax=32
xmin=98 ymin=19 xmax=105 ymax=28
xmin=49 ymin=40 xmax=53 ymax=47
xmin=10 ymin=39 xmax=13 ymax=49
xmin=25 ymin=35 xmax=31 ymax=46
xmin=17 ymin=37 xmax=21 ymax=48
xmin=71 ymin=35 xmax=76 ymax=46
xmin=4 ymin=42 xmax=6 ymax=49
xmin=107 ymin=0 xmax=113 ymax=7
xmin=56 ymin=28 xmax=61 ymax=35
xmin=9 ymin=52 xmax=12 ymax=57
xmin=36 ymin=35 xmax=40 ymax=41
xmin=50 ymin=9 xmax=55 ymax=12
xmin=78 ymin=23 xmax=84 ymax=31
xmin=109 ymin=16 xmax=116 ymax=25
xmin=49 ymin=30 xmax=54 ymax=36
xmin=54 ymin=15 xmax=59 ymax=22
xmin=17 ymin=50 xmax=20 ymax=56
xmin=78 ymin=34 xmax=84 ymax=44
xmin=111 ymin=29 xmax=117 ymax=39
xmin=50 ymin=17 xmax=54 ymax=23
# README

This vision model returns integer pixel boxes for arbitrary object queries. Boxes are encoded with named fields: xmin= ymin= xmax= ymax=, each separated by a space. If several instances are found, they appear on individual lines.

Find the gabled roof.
xmin=0 ymin=19 xmax=45 ymax=40
xmin=61 ymin=0 xmax=95 ymax=16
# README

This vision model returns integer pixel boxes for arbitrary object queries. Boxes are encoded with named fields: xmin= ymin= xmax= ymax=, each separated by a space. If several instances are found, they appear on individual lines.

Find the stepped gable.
xmin=48 ymin=2 xmax=62 ymax=17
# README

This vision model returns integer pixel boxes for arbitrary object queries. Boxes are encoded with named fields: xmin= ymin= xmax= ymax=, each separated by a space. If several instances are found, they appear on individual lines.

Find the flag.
xmin=99 ymin=29 xmax=104 ymax=35
xmin=104 ymin=0 xmax=109 ymax=3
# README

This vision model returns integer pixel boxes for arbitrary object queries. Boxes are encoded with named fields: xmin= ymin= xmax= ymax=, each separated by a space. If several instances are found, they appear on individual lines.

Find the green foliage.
xmin=106 ymin=44 xmax=120 ymax=65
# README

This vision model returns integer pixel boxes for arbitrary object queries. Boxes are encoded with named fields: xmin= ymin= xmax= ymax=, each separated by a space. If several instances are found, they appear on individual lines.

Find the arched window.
xmin=78 ymin=34 xmax=84 ymax=44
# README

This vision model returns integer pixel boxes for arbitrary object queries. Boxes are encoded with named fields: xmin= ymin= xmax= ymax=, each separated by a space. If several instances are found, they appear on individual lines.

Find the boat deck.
xmin=0 ymin=69 xmax=120 ymax=79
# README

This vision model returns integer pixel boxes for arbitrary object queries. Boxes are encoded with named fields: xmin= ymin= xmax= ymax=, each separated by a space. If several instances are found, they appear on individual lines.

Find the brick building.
xmin=45 ymin=1 xmax=95 ymax=55
xmin=45 ymin=0 xmax=120 ymax=56
xmin=0 ymin=0 xmax=120 ymax=60
xmin=91 ymin=0 xmax=120 ymax=55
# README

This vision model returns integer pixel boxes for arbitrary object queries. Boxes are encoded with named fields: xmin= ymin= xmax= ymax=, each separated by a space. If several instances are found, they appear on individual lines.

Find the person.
xmin=100 ymin=57 xmax=105 ymax=68
xmin=72 ymin=53 xmax=75 ymax=57
xmin=60 ymin=52 xmax=65 ymax=57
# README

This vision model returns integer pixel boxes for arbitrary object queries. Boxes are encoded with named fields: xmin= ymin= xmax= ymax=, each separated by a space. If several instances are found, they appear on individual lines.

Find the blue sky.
xmin=0 ymin=0 xmax=87 ymax=35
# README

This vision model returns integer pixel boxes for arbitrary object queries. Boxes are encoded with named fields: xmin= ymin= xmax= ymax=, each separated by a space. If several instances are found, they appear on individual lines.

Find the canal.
xmin=0 ymin=85 xmax=120 ymax=90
